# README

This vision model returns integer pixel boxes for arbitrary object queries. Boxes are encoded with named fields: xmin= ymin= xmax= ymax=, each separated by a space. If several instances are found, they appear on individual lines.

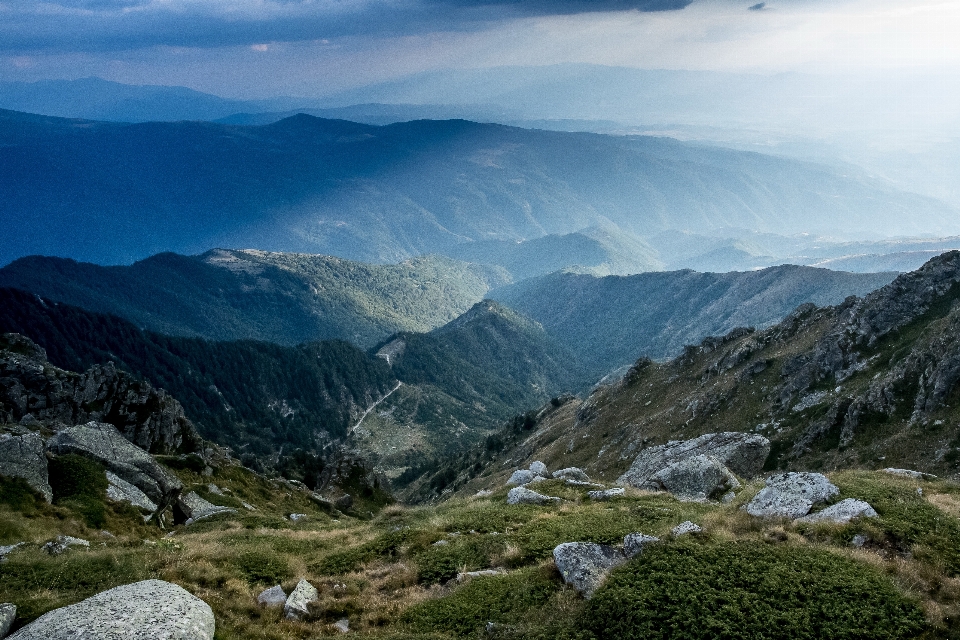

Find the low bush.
xmin=233 ymin=550 xmax=292 ymax=585
xmin=584 ymin=540 xmax=926 ymax=640
xmin=0 ymin=476 xmax=45 ymax=516
xmin=415 ymin=539 xmax=491 ymax=584
xmin=48 ymin=454 xmax=107 ymax=500
xmin=313 ymin=529 xmax=409 ymax=575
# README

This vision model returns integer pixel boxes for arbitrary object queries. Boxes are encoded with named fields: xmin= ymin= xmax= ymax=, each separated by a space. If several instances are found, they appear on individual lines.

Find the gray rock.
xmin=206 ymin=484 xmax=224 ymax=496
xmin=623 ymin=533 xmax=659 ymax=558
xmin=797 ymin=498 xmax=878 ymax=524
xmin=241 ymin=501 xmax=257 ymax=511
xmin=283 ymin=579 xmax=318 ymax=620
xmin=587 ymin=488 xmax=625 ymax=501
xmin=566 ymin=479 xmax=604 ymax=487
xmin=617 ymin=432 xmax=770 ymax=489
xmin=671 ymin=521 xmax=702 ymax=536
xmin=334 ymin=494 xmax=353 ymax=511
xmin=0 ymin=431 xmax=52 ymax=502
xmin=745 ymin=472 xmax=839 ymax=519
xmin=646 ymin=454 xmax=740 ymax=501
xmin=6 ymin=579 xmax=214 ymax=639
xmin=334 ymin=618 xmax=350 ymax=633
xmin=0 ymin=543 xmax=25 ymax=562
xmin=721 ymin=490 xmax=737 ymax=503
xmin=529 ymin=461 xmax=548 ymax=476
xmin=177 ymin=492 xmax=235 ymax=525
xmin=506 ymin=486 xmax=561 ymax=505
xmin=256 ymin=585 xmax=287 ymax=607
xmin=0 ymin=603 xmax=15 ymax=639
xmin=456 ymin=569 xmax=505 ymax=582
xmin=553 ymin=542 xmax=625 ymax=598
xmin=288 ymin=513 xmax=308 ymax=522
xmin=507 ymin=469 xmax=537 ymax=486
xmin=851 ymin=533 xmax=869 ymax=548
xmin=42 ymin=535 xmax=89 ymax=555
xmin=106 ymin=471 xmax=158 ymax=513
xmin=552 ymin=467 xmax=591 ymax=482
xmin=882 ymin=468 xmax=937 ymax=480
xmin=47 ymin=422 xmax=183 ymax=504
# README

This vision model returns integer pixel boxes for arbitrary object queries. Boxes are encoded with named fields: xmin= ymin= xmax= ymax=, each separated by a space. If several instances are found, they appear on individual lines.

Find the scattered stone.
xmin=529 ymin=461 xmax=548 ymax=476
xmin=474 ymin=489 xmax=492 ymax=497
xmin=506 ymin=486 xmax=561 ymax=505
xmin=507 ymin=469 xmax=537 ymax=486
xmin=0 ymin=431 xmax=52 ymax=502
xmin=288 ymin=513 xmax=308 ymax=522
xmin=431 ymin=539 xmax=449 ymax=546
xmin=1 ymin=603 xmax=16 ymax=639
xmin=42 ymin=535 xmax=89 ymax=555
xmin=106 ymin=471 xmax=158 ymax=513
xmin=623 ymin=533 xmax=660 ymax=558
xmin=241 ymin=501 xmax=256 ymax=511
xmin=671 ymin=521 xmax=702 ymax=536
xmin=0 ymin=543 xmax=25 ymax=562
xmin=6 ymin=579 xmax=214 ymax=639
xmin=527 ymin=475 xmax=549 ymax=484
xmin=721 ymin=491 xmax=737 ymax=504
xmin=334 ymin=618 xmax=350 ymax=633
xmin=256 ymin=585 xmax=287 ymax=607
xmin=566 ymin=479 xmax=604 ymax=487
xmin=47 ymin=422 xmax=183 ymax=504
xmin=177 ymin=491 xmax=235 ymax=525
xmin=587 ymin=488 xmax=625 ymax=501
xmin=553 ymin=542 xmax=625 ymax=598
xmin=99 ymin=530 xmax=115 ymax=538
xmin=206 ymin=484 xmax=224 ymax=496
xmin=797 ymin=499 xmax=878 ymax=524
xmin=334 ymin=494 xmax=353 ymax=511
xmin=283 ymin=579 xmax=319 ymax=621
xmin=883 ymin=468 xmax=937 ymax=480
xmin=745 ymin=472 xmax=839 ymax=519
xmin=646 ymin=454 xmax=740 ymax=502
xmin=552 ymin=467 xmax=591 ymax=482
xmin=617 ymin=432 xmax=770 ymax=489
xmin=457 ymin=569 xmax=505 ymax=582
xmin=851 ymin=533 xmax=869 ymax=548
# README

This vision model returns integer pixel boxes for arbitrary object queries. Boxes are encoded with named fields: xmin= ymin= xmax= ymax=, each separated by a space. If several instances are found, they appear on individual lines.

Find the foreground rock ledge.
xmin=8 ymin=579 xmax=214 ymax=640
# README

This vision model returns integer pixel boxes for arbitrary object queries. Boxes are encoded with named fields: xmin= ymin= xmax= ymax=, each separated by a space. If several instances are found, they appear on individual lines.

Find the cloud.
xmin=0 ymin=0 xmax=692 ymax=54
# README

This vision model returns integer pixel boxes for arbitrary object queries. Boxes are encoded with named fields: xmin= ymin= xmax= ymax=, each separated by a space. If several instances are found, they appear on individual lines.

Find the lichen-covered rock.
xmin=646 ymin=454 xmax=740 ymax=501
xmin=745 ymin=472 xmax=839 ymax=519
xmin=507 ymin=469 xmax=537 ymax=486
xmin=106 ymin=471 xmax=158 ymax=513
xmin=553 ymin=542 xmax=625 ymax=598
xmin=587 ymin=488 xmax=625 ymax=501
xmin=0 ymin=543 xmax=25 ymax=562
xmin=288 ymin=513 xmax=308 ymax=522
xmin=284 ymin=579 xmax=318 ymax=620
xmin=671 ymin=521 xmax=703 ymax=536
xmin=47 ymin=422 xmax=182 ymax=504
xmin=529 ymin=461 xmax=548 ymax=476
xmin=623 ymin=533 xmax=659 ymax=558
xmin=176 ymin=492 xmax=235 ymax=525
xmin=0 ymin=603 xmax=15 ymax=639
xmin=506 ymin=486 xmax=561 ymax=505
xmin=797 ymin=498 xmax=878 ymax=524
xmin=882 ymin=468 xmax=937 ymax=480
xmin=617 ymin=432 xmax=770 ymax=489
xmin=256 ymin=585 xmax=287 ymax=607
xmin=7 ymin=579 xmax=214 ymax=639
xmin=552 ymin=467 xmax=591 ymax=482
xmin=0 ymin=431 xmax=52 ymax=502
xmin=42 ymin=535 xmax=89 ymax=555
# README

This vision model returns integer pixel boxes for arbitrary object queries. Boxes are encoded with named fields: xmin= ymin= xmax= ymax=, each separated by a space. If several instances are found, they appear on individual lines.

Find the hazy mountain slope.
xmin=490 ymin=266 xmax=897 ymax=377
xmin=2 ymin=109 xmax=956 ymax=266
xmin=0 ymin=249 xmax=508 ymax=348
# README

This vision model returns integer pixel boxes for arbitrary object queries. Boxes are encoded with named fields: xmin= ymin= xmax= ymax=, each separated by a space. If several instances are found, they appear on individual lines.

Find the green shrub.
xmin=233 ymin=550 xmax=292 ymax=585
xmin=416 ymin=539 xmax=490 ymax=585
xmin=313 ymin=530 xmax=408 ymax=575
xmin=584 ymin=540 xmax=926 ymax=640
xmin=401 ymin=566 xmax=558 ymax=636
xmin=0 ymin=476 xmax=45 ymax=516
xmin=48 ymin=454 xmax=107 ymax=501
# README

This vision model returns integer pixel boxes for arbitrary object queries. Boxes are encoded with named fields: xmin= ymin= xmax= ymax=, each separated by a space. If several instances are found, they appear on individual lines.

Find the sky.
xmin=1 ymin=0 xmax=959 ymax=99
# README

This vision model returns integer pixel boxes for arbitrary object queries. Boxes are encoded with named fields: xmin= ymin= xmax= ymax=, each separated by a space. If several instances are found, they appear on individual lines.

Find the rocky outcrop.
xmin=0 ymin=430 xmax=52 ymax=502
xmin=617 ymin=432 xmax=770 ymax=491
xmin=507 ymin=486 xmax=561 ymax=505
xmin=552 ymin=467 xmax=590 ymax=482
xmin=0 ymin=603 xmax=15 ymax=639
xmin=175 ymin=492 xmax=235 ymax=525
xmin=0 ymin=333 xmax=201 ymax=454
xmin=796 ymin=498 xmax=878 ymax=524
xmin=47 ymin=421 xmax=183 ymax=504
xmin=646 ymin=454 xmax=740 ymax=502
xmin=0 ymin=543 xmax=25 ymax=562
xmin=7 ymin=579 xmax=214 ymax=639
xmin=284 ymin=579 xmax=318 ymax=621
xmin=553 ymin=542 xmax=625 ymax=598
xmin=745 ymin=472 xmax=839 ymax=519
xmin=106 ymin=471 xmax=158 ymax=513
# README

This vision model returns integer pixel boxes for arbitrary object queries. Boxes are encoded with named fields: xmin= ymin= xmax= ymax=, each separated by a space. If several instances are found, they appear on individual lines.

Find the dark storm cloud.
xmin=0 ymin=0 xmax=692 ymax=53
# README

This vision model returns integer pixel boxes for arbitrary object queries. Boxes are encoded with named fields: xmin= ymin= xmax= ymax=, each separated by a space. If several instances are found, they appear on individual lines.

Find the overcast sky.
xmin=1 ymin=0 xmax=958 ymax=98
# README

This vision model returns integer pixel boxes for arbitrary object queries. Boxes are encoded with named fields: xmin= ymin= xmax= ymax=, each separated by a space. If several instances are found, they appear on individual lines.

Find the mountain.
xmin=490 ymin=266 xmax=898 ymax=377
xmin=2 ymin=108 xmax=956 ymax=266
xmin=0 ymin=249 xmax=508 ymax=349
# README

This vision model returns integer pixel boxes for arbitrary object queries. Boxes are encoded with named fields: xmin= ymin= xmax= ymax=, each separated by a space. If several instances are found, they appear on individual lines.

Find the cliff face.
xmin=0 ymin=333 xmax=201 ymax=454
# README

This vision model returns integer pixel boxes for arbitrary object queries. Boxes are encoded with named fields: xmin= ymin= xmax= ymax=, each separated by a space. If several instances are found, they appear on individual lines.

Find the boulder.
xmin=284 ymin=579 xmax=318 ymax=620
xmin=0 ymin=603 xmax=15 ymax=639
xmin=42 ymin=535 xmax=89 ymax=555
xmin=334 ymin=494 xmax=353 ymax=511
xmin=176 ymin=492 xmax=235 ymax=525
xmin=671 ymin=521 xmax=702 ymax=536
xmin=797 ymin=498 xmax=878 ymax=524
xmin=288 ymin=513 xmax=308 ymax=522
xmin=0 ymin=543 xmax=25 ymax=562
xmin=506 ymin=487 xmax=561 ymax=505
xmin=7 ymin=579 xmax=214 ymax=639
xmin=617 ymin=432 xmax=770 ymax=489
xmin=507 ymin=469 xmax=537 ymax=486
xmin=529 ymin=461 xmax=549 ymax=476
xmin=552 ymin=467 xmax=591 ymax=482
xmin=47 ymin=422 xmax=182 ymax=504
xmin=623 ymin=533 xmax=659 ymax=558
xmin=106 ymin=471 xmax=158 ymax=513
xmin=333 ymin=618 xmax=350 ymax=633
xmin=553 ymin=542 xmax=625 ymax=598
xmin=646 ymin=454 xmax=740 ymax=501
xmin=256 ymin=585 xmax=287 ymax=607
xmin=745 ymin=472 xmax=839 ymax=519
xmin=0 ymin=431 xmax=52 ymax=502
xmin=587 ymin=488 xmax=625 ymax=501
